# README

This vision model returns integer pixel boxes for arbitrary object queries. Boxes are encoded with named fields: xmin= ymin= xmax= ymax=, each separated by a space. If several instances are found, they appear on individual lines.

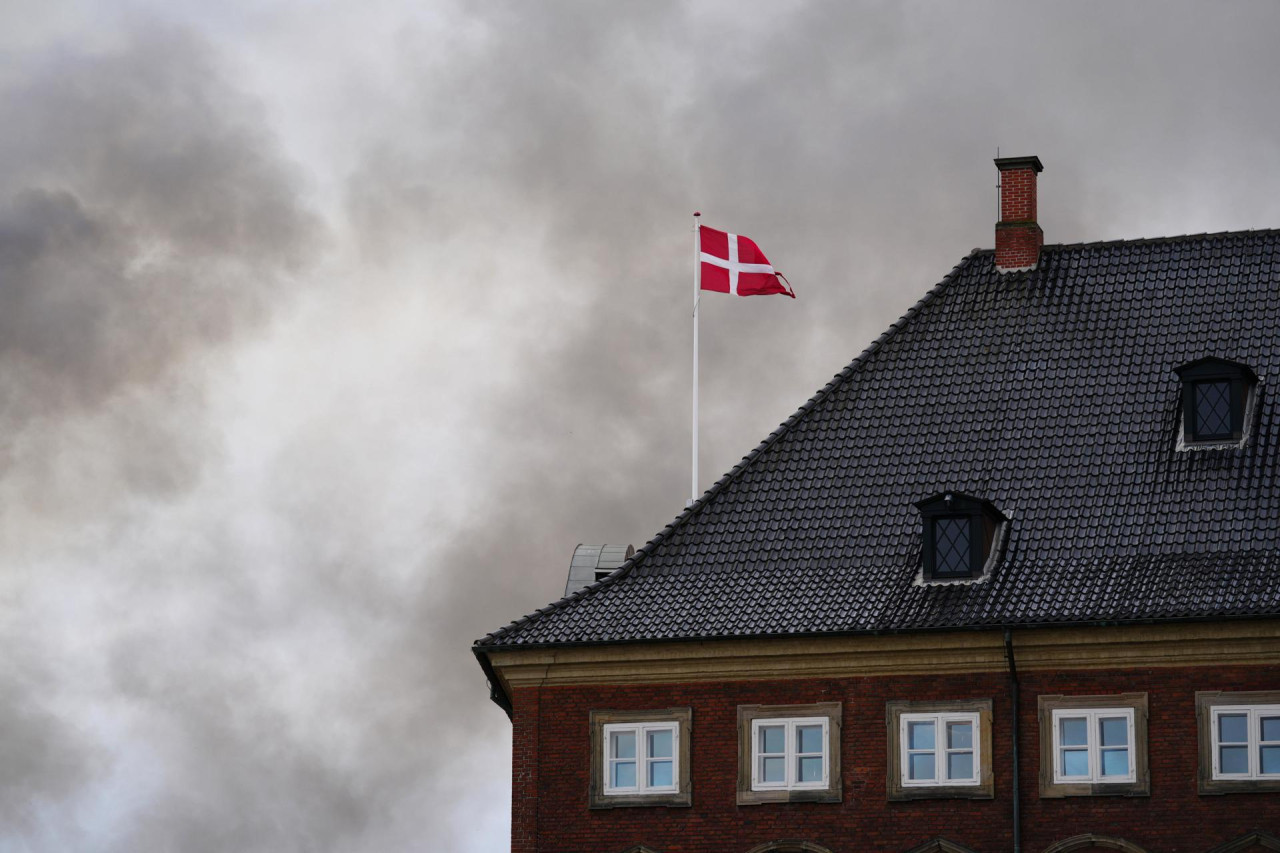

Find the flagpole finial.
xmin=693 ymin=211 xmax=700 ymax=217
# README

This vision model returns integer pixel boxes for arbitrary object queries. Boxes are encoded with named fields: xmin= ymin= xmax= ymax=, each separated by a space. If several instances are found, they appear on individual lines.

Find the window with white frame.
xmin=899 ymin=712 xmax=980 ymax=786
xmin=1052 ymin=708 xmax=1136 ymax=783
xmin=736 ymin=702 xmax=841 ymax=805
xmin=1211 ymin=704 xmax=1280 ymax=780
xmin=603 ymin=721 xmax=679 ymax=795
xmin=589 ymin=707 xmax=691 ymax=808
xmin=751 ymin=717 xmax=828 ymax=791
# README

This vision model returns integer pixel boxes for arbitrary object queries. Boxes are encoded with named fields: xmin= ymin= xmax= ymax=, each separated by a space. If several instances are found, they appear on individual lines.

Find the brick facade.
xmin=512 ymin=662 xmax=1280 ymax=853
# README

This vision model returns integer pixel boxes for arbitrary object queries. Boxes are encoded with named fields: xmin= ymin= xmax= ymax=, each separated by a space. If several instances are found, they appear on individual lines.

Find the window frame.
xmin=886 ymin=699 xmax=994 ymax=800
xmin=1210 ymin=705 xmax=1280 ymax=780
xmin=899 ymin=711 xmax=982 ymax=788
xmin=589 ymin=708 xmax=692 ymax=809
xmin=736 ymin=702 xmax=841 ymax=805
xmin=1197 ymin=691 xmax=1280 ymax=795
xmin=601 ymin=721 xmax=680 ymax=796
xmin=1052 ymin=709 xmax=1136 ymax=783
xmin=1037 ymin=693 xmax=1148 ymax=798
xmin=930 ymin=516 xmax=979 ymax=579
xmin=750 ymin=716 xmax=830 ymax=791
xmin=1175 ymin=357 xmax=1257 ymax=447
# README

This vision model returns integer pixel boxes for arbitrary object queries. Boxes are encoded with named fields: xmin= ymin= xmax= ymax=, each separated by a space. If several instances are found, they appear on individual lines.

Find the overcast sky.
xmin=4 ymin=2 xmax=1280 ymax=850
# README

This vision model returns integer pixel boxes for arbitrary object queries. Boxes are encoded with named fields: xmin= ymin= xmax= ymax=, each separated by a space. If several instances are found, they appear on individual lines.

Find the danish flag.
xmin=698 ymin=225 xmax=794 ymax=298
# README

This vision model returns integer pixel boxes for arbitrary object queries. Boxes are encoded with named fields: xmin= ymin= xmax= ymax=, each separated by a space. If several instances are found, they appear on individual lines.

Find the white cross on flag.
xmin=698 ymin=225 xmax=794 ymax=298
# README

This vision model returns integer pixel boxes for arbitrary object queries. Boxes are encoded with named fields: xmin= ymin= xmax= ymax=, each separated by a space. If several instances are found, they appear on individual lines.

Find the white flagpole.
xmin=690 ymin=211 xmax=701 ymax=507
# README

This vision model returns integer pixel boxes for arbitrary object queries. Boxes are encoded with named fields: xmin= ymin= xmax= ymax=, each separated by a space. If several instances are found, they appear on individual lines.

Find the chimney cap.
xmin=994 ymin=155 xmax=1043 ymax=173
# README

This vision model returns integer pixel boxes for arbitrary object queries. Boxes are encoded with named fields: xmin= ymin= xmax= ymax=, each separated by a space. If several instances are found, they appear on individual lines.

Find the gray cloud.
xmin=0 ymin=21 xmax=326 ymax=851
xmin=0 ymin=26 xmax=316 ymax=459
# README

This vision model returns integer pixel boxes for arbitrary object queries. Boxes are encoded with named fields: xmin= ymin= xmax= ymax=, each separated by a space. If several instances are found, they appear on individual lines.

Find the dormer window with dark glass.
xmin=1175 ymin=358 xmax=1257 ymax=445
xmin=915 ymin=493 xmax=1007 ymax=581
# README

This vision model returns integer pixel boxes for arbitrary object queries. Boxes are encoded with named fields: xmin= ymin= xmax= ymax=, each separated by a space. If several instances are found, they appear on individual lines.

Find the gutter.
xmin=1004 ymin=628 xmax=1021 ymax=853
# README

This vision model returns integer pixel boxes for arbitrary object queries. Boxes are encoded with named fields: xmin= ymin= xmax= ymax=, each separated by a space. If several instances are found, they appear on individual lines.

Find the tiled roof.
xmin=477 ymin=230 xmax=1280 ymax=648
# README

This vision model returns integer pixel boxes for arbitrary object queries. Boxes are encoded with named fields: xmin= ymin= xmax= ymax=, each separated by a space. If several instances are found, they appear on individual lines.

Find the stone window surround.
xmin=1037 ymin=693 xmax=1149 ymax=798
xmin=736 ymin=702 xmax=842 ymax=805
xmin=886 ymin=699 xmax=994 ymax=800
xmin=589 ymin=708 xmax=692 ymax=809
xmin=1197 ymin=690 xmax=1280 ymax=795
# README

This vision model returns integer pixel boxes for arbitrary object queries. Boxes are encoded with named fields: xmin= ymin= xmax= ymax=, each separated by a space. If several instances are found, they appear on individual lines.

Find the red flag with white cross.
xmin=698 ymin=225 xmax=795 ymax=298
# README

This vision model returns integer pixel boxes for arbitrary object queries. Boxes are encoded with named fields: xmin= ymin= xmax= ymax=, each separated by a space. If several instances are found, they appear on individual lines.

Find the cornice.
xmin=486 ymin=621 xmax=1280 ymax=693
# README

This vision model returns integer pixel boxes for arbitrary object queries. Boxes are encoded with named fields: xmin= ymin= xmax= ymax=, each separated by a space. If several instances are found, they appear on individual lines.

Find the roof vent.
xmin=564 ymin=543 xmax=634 ymax=596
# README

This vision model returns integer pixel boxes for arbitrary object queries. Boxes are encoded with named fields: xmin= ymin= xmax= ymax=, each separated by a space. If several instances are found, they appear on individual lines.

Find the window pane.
xmin=1101 ymin=748 xmax=1130 ymax=777
xmin=1220 ymin=745 xmax=1249 ymax=774
xmin=1194 ymin=381 xmax=1232 ymax=437
xmin=1100 ymin=717 xmax=1129 ymax=747
xmin=1261 ymin=717 xmax=1280 ymax=742
xmin=649 ymin=759 xmax=673 ymax=788
xmin=797 ymin=725 xmax=823 ymax=754
xmin=611 ymin=761 xmax=636 ymax=788
xmin=798 ymin=756 xmax=823 ymax=783
xmin=935 ymin=518 xmax=971 ymax=575
xmin=947 ymin=751 xmax=974 ymax=780
xmin=909 ymin=753 xmax=936 ymax=781
xmin=760 ymin=725 xmax=784 ymax=754
xmin=1261 ymin=746 xmax=1280 ymax=775
xmin=762 ymin=756 xmax=785 ymax=783
xmin=947 ymin=721 xmax=973 ymax=749
xmin=1061 ymin=748 xmax=1088 ymax=777
xmin=648 ymin=729 xmax=672 ymax=759
xmin=908 ymin=721 xmax=935 ymax=750
xmin=611 ymin=731 xmax=636 ymax=759
xmin=1059 ymin=717 xmax=1088 ymax=747
xmin=1219 ymin=714 xmax=1248 ymax=744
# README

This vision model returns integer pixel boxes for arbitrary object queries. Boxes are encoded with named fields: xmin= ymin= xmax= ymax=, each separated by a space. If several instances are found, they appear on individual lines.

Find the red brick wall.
xmin=995 ymin=222 xmax=1043 ymax=270
xmin=999 ymin=166 xmax=1038 ymax=222
xmin=511 ymin=686 xmax=541 ymax=853
xmin=510 ymin=664 xmax=1280 ymax=853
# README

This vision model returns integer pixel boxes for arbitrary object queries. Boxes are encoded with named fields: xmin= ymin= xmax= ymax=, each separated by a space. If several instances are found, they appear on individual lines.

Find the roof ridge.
xmin=972 ymin=226 xmax=1280 ymax=254
xmin=474 ymin=247 xmax=985 ymax=648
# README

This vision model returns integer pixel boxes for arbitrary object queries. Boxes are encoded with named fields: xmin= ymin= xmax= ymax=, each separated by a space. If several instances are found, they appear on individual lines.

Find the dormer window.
xmin=915 ymin=493 xmax=1006 ymax=582
xmin=1175 ymin=358 xmax=1257 ymax=445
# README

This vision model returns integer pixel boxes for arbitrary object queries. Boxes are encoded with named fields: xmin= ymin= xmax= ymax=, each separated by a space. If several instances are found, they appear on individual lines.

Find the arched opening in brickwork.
xmin=1205 ymin=830 xmax=1280 ymax=853
xmin=904 ymin=838 xmax=980 ymax=853
xmin=743 ymin=842 xmax=836 ymax=853
xmin=1042 ymin=835 xmax=1149 ymax=853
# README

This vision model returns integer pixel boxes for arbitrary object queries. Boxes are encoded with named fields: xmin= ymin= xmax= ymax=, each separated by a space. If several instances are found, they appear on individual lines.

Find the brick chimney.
xmin=994 ymin=156 xmax=1044 ymax=272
